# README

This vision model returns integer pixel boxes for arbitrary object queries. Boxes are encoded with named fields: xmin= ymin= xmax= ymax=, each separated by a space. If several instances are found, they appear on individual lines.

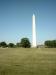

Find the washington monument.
xmin=32 ymin=14 xmax=37 ymax=47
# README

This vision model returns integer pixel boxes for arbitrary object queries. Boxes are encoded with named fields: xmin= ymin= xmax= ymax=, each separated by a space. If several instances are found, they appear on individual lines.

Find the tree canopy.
xmin=8 ymin=43 xmax=15 ymax=48
xmin=20 ymin=38 xmax=31 ymax=48
xmin=0 ymin=42 xmax=7 ymax=47
xmin=44 ymin=40 xmax=56 ymax=48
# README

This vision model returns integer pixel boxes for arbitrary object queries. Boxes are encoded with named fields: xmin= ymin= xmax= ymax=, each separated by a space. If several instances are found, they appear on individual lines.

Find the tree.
xmin=16 ymin=43 xmax=21 ymax=47
xmin=44 ymin=40 xmax=56 ymax=48
xmin=0 ymin=42 xmax=7 ymax=47
xmin=53 ymin=40 xmax=56 ymax=48
xmin=8 ymin=43 xmax=15 ymax=48
xmin=20 ymin=38 xmax=31 ymax=48
xmin=0 ymin=43 xmax=1 ymax=47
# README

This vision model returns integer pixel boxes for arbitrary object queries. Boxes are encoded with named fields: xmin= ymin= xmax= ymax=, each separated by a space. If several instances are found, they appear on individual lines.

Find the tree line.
xmin=0 ymin=38 xmax=31 ymax=48
xmin=44 ymin=40 xmax=56 ymax=48
xmin=0 ymin=38 xmax=56 ymax=48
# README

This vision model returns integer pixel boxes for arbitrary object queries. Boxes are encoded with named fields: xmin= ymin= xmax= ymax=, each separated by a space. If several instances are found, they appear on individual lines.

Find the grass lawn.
xmin=0 ymin=48 xmax=56 ymax=75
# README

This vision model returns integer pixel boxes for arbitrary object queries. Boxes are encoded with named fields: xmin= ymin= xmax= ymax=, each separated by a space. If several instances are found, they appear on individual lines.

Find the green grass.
xmin=0 ymin=48 xmax=56 ymax=75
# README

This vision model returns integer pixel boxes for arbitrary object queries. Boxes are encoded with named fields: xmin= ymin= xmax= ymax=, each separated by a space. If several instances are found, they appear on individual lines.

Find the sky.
xmin=0 ymin=0 xmax=56 ymax=45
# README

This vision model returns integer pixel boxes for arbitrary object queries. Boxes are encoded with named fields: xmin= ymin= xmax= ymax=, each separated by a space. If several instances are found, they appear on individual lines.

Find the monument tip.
xmin=33 ymin=13 xmax=35 ymax=16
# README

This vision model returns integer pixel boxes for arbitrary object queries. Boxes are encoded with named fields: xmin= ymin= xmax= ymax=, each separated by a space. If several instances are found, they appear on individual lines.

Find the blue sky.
xmin=0 ymin=0 xmax=56 ymax=45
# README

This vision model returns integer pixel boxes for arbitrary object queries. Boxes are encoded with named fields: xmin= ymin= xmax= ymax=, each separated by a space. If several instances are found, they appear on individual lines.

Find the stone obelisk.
xmin=32 ymin=14 xmax=37 ymax=47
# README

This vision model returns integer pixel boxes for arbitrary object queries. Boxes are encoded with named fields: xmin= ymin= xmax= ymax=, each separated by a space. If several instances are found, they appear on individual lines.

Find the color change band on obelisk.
xmin=32 ymin=14 xmax=37 ymax=47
